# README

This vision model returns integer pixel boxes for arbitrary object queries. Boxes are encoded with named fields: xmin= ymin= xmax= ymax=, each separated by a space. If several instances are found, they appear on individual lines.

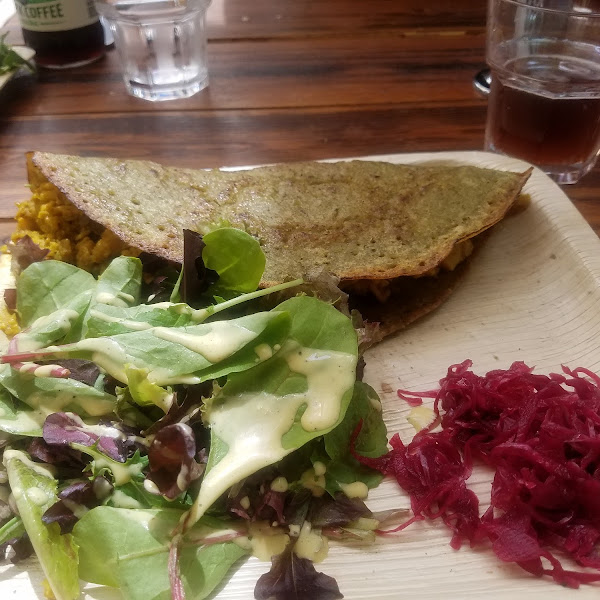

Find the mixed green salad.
xmin=0 ymin=228 xmax=388 ymax=600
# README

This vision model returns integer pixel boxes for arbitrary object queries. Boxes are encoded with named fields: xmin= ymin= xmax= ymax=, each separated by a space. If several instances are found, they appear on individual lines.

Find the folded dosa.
xmin=14 ymin=152 xmax=531 ymax=337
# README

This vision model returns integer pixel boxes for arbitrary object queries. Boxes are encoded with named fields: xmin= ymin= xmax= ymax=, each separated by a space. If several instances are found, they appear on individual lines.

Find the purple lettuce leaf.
xmin=46 ymin=359 xmax=102 ymax=387
xmin=27 ymin=438 xmax=88 ymax=479
xmin=147 ymin=423 xmax=204 ymax=499
xmin=9 ymin=235 xmax=49 ymax=276
xmin=182 ymin=229 xmax=218 ymax=307
xmin=0 ymin=533 xmax=33 ymax=564
xmin=308 ymin=494 xmax=372 ymax=529
xmin=41 ymin=476 xmax=113 ymax=534
xmin=43 ymin=412 xmax=142 ymax=463
xmin=229 ymin=484 xmax=287 ymax=524
xmin=254 ymin=545 xmax=343 ymax=600
xmin=142 ymin=383 xmax=211 ymax=436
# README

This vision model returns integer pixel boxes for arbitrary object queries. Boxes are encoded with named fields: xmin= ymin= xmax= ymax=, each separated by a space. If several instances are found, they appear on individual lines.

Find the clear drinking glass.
xmin=95 ymin=0 xmax=211 ymax=102
xmin=484 ymin=0 xmax=600 ymax=184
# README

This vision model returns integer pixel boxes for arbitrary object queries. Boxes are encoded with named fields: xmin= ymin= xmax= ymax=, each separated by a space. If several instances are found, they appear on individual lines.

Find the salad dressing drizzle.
xmin=186 ymin=343 xmax=356 ymax=526
xmin=152 ymin=322 xmax=256 ymax=364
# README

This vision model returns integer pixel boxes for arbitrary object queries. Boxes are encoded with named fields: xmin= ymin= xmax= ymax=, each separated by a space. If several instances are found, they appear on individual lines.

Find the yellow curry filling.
xmin=341 ymin=238 xmax=474 ymax=303
xmin=11 ymin=180 xmax=140 ymax=274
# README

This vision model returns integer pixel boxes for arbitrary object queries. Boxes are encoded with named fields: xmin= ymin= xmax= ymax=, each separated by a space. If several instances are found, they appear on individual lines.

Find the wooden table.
xmin=1 ymin=0 xmax=599 ymax=241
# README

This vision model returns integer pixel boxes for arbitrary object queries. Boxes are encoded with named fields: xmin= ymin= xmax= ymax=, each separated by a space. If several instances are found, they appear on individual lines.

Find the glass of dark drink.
xmin=485 ymin=0 xmax=600 ymax=184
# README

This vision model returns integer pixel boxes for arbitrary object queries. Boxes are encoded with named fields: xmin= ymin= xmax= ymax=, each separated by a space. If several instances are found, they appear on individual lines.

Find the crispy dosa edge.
xmin=333 ymin=166 xmax=532 ymax=284
xmin=29 ymin=152 xmax=533 ymax=286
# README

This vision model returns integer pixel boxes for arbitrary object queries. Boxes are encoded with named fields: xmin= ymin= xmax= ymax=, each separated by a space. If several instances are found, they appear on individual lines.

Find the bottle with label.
xmin=14 ymin=0 xmax=105 ymax=69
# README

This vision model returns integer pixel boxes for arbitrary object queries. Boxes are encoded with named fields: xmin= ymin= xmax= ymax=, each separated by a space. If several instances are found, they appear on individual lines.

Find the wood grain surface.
xmin=0 ymin=0 xmax=598 ymax=236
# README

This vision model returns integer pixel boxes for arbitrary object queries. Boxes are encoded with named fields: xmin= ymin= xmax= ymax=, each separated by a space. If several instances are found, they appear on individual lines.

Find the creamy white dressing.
xmin=240 ymin=496 xmax=251 ymax=510
xmin=340 ymin=481 xmax=369 ymax=499
xmin=313 ymin=461 xmax=327 ymax=476
xmin=81 ymin=422 xmax=125 ymax=439
xmin=187 ymin=342 xmax=356 ymax=526
xmin=254 ymin=343 xmax=273 ymax=361
xmin=17 ymin=362 xmax=67 ymax=377
xmin=294 ymin=522 xmax=328 ymax=563
xmin=26 ymin=487 xmax=50 ymax=506
xmin=407 ymin=405 xmax=435 ymax=432
xmin=189 ymin=391 xmax=302 ymax=523
xmin=74 ymin=338 xmax=129 ymax=383
xmin=89 ymin=309 xmax=153 ymax=331
xmin=369 ymin=396 xmax=383 ymax=412
xmin=25 ymin=390 xmax=114 ymax=418
xmin=248 ymin=521 xmax=290 ymax=562
xmin=117 ymin=291 xmax=135 ymax=304
xmin=32 ymin=365 xmax=60 ymax=377
xmin=143 ymin=479 xmax=160 ymax=495
xmin=270 ymin=476 xmax=288 ymax=493
xmin=285 ymin=345 xmax=356 ymax=431
xmin=96 ymin=292 xmax=129 ymax=308
xmin=62 ymin=498 xmax=89 ymax=518
xmin=16 ymin=309 xmax=80 ymax=352
xmin=152 ymin=321 xmax=257 ymax=364
xmin=153 ymin=373 xmax=202 ymax=386
xmin=300 ymin=467 xmax=326 ymax=497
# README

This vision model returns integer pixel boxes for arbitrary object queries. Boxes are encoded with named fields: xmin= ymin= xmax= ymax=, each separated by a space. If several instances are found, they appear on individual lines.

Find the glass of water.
xmin=95 ymin=0 xmax=211 ymax=102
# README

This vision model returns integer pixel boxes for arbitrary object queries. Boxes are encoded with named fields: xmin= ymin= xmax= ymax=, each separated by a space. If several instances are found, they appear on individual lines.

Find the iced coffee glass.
xmin=485 ymin=0 xmax=600 ymax=184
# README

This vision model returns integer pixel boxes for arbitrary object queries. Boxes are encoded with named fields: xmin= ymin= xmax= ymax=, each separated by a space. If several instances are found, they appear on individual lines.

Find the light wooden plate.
xmin=2 ymin=150 xmax=599 ymax=599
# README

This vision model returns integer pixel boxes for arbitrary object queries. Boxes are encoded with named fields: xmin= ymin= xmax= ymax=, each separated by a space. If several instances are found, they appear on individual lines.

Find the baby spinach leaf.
xmin=187 ymin=296 xmax=358 ymax=527
xmin=77 ymin=256 xmax=143 ymax=339
xmin=0 ymin=387 xmax=44 ymax=436
xmin=73 ymin=506 xmax=247 ymax=600
xmin=315 ymin=382 xmax=388 ymax=496
xmin=17 ymin=261 xmax=96 ymax=327
xmin=20 ymin=311 xmax=291 ymax=386
xmin=202 ymin=227 xmax=265 ymax=293
xmin=95 ymin=256 xmax=142 ymax=308
xmin=85 ymin=303 xmax=193 ymax=338
xmin=324 ymin=382 xmax=388 ymax=460
xmin=11 ymin=291 xmax=93 ymax=352
xmin=4 ymin=449 xmax=79 ymax=600
xmin=0 ymin=370 xmax=117 ymax=417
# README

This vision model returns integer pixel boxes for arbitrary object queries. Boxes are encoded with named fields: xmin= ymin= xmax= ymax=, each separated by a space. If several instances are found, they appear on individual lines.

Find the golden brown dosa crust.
xmin=29 ymin=152 xmax=531 ymax=286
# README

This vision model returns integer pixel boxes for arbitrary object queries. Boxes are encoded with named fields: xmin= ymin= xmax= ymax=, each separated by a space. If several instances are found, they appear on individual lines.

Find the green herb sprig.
xmin=0 ymin=32 xmax=34 ymax=75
